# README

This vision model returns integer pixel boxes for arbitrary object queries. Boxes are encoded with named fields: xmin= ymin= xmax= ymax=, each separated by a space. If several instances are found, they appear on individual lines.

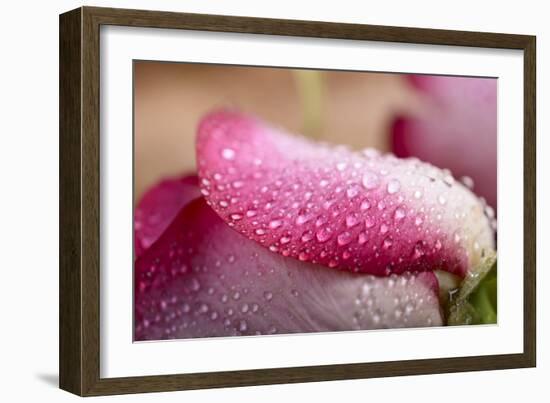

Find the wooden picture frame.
xmin=59 ymin=6 xmax=536 ymax=396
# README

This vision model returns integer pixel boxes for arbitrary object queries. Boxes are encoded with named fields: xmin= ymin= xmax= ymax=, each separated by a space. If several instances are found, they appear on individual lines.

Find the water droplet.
xmin=219 ymin=200 xmax=229 ymax=208
xmin=346 ymin=185 xmax=360 ymax=198
xmin=485 ymin=205 xmax=495 ymax=219
xmin=298 ymin=251 xmax=309 ymax=261
xmin=221 ymin=148 xmax=235 ymax=160
xmin=230 ymin=213 xmax=243 ymax=221
xmin=383 ymin=237 xmax=393 ymax=249
xmin=336 ymin=162 xmax=347 ymax=171
xmin=227 ymin=254 xmax=236 ymax=263
xmin=269 ymin=219 xmax=282 ymax=229
xmin=380 ymin=223 xmax=389 ymax=234
xmin=255 ymin=228 xmax=266 ymax=235
xmin=362 ymin=148 xmax=380 ymax=159
xmin=239 ymin=320 xmax=248 ymax=332
xmin=360 ymin=200 xmax=371 ymax=210
xmin=198 ymin=303 xmax=209 ymax=313
xmin=337 ymin=231 xmax=352 ymax=246
xmin=344 ymin=213 xmax=358 ymax=228
xmin=241 ymin=303 xmax=249 ymax=313
xmin=316 ymin=227 xmax=333 ymax=242
xmin=221 ymin=294 xmax=228 ymax=303
xmin=301 ymin=231 xmax=314 ymax=242
xmin=291 ymin=289 xmax=299 ymax=297
xmin=232 ymin=180 xmax=244 ymax=189
xmin=319 ymin=179 xmax=329 ymax=187
xmin=263 ymin=291 xmax=273 ymax=301
xmin=362 ymin=171 xmax=380 ymax=190
xmin=210 ymin=311 xmax=218 ymax=320
xmin=232 ymin=291 xmax=241 ymax=300
xmin=438 ymin=195 xmax=447 ymax=205
xmin=454 ymin=231 xmax=461 ymax=243
xmin=415 ymin=216 xmax=423 ymax=226
xmin=394 ymin=207 xmax=406 ymax=220
xmin=280 ymin=236 xmax=291 ymax=244
xmin=358 ymin=232 xmax=368 ymax=244
xmin=295 ymin=213 xmax=312 ymax=225
xmin=190 ymin=278 xmax=200 ymax=291
xmin=414 ymin=190 xmax=423 ymax=199
xmin=246 ymin=209 xmax=257 ymax=218
xmin=201 ymin=178 xmax=211 ymax=186
xmin=461 ymin=176 xmax=475 ymax=189
xmin=435 ymin=239 xmax=442 ymax=250
xmin=412 ymin=242 xmax=425 ymax=260
xmin=443 ymin=175 xmax=455 ymax=186
xmin=387 ymin=179 xmax=401 ymax=194
xmin=365 ymin=216 xmax=376 ymax=228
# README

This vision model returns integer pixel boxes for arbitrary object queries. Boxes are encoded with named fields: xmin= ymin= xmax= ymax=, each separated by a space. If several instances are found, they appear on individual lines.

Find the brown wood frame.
xmin=59 ymin=6 xmax=536 ymax=396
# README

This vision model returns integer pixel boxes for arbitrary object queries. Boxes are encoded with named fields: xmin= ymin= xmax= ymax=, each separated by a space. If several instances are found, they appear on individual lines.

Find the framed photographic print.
xmin=59 ymin=6 xmax=536 ymax=396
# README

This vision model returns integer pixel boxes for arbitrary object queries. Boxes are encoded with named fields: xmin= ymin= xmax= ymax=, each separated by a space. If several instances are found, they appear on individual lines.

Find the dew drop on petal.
xmin=362 ymin=171 xmax=380 ymax=190
xmin=280 ymin=236 xmax=291 ymax=244
xmin=365 ymin=216 xmax=376 ymax=228
xmin=394 ymin=207 xmax=406 ymax=220
xmin=360 ymin=200 xmax=371 ymax=210
xmin=316 ymin=227 xmax=333 ymax=243
xmin=269 ymin=219 xmax=282 ymax=229
xmin=221 ymin=148 xmax=235 ymax=160
xmin=336 ymin=162 xmax=347 ymax=171
xmin=387 ymin=179 xmax=401 ymax=194
xmin=337 ymin=231 xmax=353 ymax=246
xmin=346 ymin=213 xmax=360 ymax=228
xmin=461 ymin=176 xmax=475 ymax=189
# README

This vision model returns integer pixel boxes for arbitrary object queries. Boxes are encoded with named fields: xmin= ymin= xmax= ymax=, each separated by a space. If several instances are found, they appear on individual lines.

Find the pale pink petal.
xmin=197 ymin=110 xmax=494 ymax=278
xmin=392 ymin=75 xmax=497 ymax=209
xmin=134 ymin=174 xmax=200 ymax=258
xmin=135 ymin=198 xmax=442 ymax=340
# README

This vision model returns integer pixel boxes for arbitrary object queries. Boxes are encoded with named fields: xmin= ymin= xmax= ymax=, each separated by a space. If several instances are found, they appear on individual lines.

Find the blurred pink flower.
xmin=392 ymin=75 xmax=497 ymax=209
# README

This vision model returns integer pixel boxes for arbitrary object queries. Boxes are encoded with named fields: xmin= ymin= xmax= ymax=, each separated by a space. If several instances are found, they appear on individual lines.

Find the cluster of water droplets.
xmin=135 ymin=209 xmax=444 ymax=340
xmin=199 ymin=138 xmax=493 ymax=277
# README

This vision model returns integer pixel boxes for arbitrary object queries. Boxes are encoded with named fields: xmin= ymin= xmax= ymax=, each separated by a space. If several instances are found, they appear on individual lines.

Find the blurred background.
xmin=134 ymin=62 xmax=497 ymax=209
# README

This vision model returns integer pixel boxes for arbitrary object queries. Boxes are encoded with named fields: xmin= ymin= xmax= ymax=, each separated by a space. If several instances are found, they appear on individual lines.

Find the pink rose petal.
xmin=392 ymin=75 xmax=497 ymax=209
xmin=197 ymin=110 xmax=494 ymax=278
xmin=134 ymin=174 xmax=200 ymax=258
xmin=135 ymin=198 xmax=442 ymax=340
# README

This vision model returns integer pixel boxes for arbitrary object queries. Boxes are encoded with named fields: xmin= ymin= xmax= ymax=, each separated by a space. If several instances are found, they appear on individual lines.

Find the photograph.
xmin=133 ymin=62 xmax=498 ymax=341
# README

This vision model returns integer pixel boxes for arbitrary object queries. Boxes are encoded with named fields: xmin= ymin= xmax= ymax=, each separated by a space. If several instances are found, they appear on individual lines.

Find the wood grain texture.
xmin=59 ymin=7 xmax=83 ymax=396
xmin=59 ymin=5 xmax=537 ymax=396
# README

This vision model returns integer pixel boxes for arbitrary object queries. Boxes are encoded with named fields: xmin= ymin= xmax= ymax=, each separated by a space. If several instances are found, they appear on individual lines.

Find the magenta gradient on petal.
xmin=196 ymin=110 xmax=494 ymax=278
xmin=134 ymin=174 xmax=200 ymax=258
xmin=392 ymin=75 xmax=497 ymax=209
xmin=135 ymin=197 xmax=443 ymax=340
